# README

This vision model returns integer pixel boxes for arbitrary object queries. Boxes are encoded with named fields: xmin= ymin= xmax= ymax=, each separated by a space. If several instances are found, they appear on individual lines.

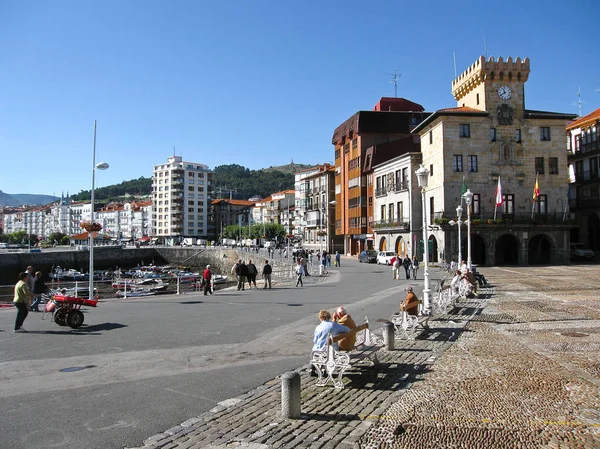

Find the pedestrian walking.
xmin=236 ymin=261 xmax=248 ymax=291
xmin=30 ymin=271 xmax=48 ymax=311
xmin=392 ymin=256 xmax=401 ymax=280
xmin=262 ymin=259 xmax=272 ymax=289
xmin=247 ymin=259 xmax=258 ymax=289
xmin=403 ymin=256 xmax=411 ymax=280
xmin=411 ymin=256 xmax=419 ymax=280
xmin=295 ymin=260 xmax=304 ymax=287
xmin=13 ymin=272 xmax=33 ymax=333
xmin=335 ymin=251 xmax=341 ymax=267
xmin=202 ymin=265 xmax=213 ymax=295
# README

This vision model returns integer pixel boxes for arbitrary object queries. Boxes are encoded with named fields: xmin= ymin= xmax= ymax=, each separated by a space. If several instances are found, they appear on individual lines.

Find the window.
xmin=472 ymin=193 xmax=480 ymax=215
xmin=335 ymin=149 xmax=340 ymax=159
xmin=535 ymin=194 xmax=547 ymax=214
xmin=352 ymin=138 xmax=357 ymax=149
xmin=429 ymin=164 xmax=433 ymax=176
xmin=490 ymin=128 xmax=496 ymax=142
xmin=429 ymin=131 xmax=433 ymax=144
xmin=429 ymin=197 xmax=434 ymax=225
xmin=590 ymin=157 xmax=598 ymax=179
xmin=388 ymin=204 xmax=394 ymax=222
xmin=397 ymin=202 xmax=403 ymax=221
xmin=516 ymin=128 xmax=521 ymax=143
xmin=380 ymin=205 xmax=386 ymax=221
xmin=468 ymin=155 xmax=478 ymax=172
xmin=575 ymin=160 xmax=583 ymax=181
xmin=453 ymin=155 xmax=463 ymax=172
xmin=549 ymin=157 xmax=559 ymax=175
xmin=459 ymin=124 xmax=471 ymax=138
xmin=502 ymin=194 xmax=514 ymax=215
xmin=540 ymin=127 xmax=551 ymax=141
xmin=476 ymin=93 xmax=480 ymax=105
xmin=535 ymin=157 xmax=545 ymax=174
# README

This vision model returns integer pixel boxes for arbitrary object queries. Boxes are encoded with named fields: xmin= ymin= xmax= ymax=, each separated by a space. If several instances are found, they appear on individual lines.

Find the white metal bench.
xmin=310 ymin=316 xmax=383 ymax=389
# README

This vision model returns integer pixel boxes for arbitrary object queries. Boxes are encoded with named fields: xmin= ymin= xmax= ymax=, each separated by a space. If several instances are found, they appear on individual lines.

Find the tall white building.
xmin=152 ymin=155 xmax=213 ymax=244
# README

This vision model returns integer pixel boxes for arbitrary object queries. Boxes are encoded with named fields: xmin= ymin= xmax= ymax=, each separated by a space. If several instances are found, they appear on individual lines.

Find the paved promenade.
xmin=127 ymin=265 xmax=600 ymax=449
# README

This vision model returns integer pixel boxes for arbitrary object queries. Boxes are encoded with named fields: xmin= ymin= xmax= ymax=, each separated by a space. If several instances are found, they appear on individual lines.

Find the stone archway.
xmin=495 ymin=234 xmax=519 ymax=265
xmin=395 ymin=236 xmax=404 ymax=257
xmin=588 ymin=213 xmax=600 ymax=251
xmin=528 ymin=234 xmax=553 ymax=265
xmin=428 ymin=235 xmax=438 ymax=263
xmin=472 ymin=234 xmax=487 ymax=266
xmin=379 ymin=237 xmax=387 ymax=251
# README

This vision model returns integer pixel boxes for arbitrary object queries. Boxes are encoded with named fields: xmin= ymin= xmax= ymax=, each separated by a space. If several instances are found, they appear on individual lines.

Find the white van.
xmin=0 ymin=243 xmax=8 ymax=248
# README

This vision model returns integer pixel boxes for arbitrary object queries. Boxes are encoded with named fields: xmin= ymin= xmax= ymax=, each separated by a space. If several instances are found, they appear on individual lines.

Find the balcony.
xmin=372 ymin=219 xmax=410 ymax=231
xmin=375 ymin=187 xmax=387 ymax=197
xmin=394 ymin=180 xmax=409 ymax=192
xmin=432 ymin=212 xmax=575 ymax=226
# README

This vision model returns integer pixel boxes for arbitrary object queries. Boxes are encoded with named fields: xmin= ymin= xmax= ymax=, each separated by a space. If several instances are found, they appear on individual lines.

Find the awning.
xmin=139 ymin=236 xmax=151 ymax=241
xmin=366 ymin=234 xmax=374 ymax=240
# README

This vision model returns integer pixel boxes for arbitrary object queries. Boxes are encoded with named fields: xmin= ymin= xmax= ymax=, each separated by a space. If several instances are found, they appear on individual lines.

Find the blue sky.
xmin=1 ymin=0 xmax=598 ymax=196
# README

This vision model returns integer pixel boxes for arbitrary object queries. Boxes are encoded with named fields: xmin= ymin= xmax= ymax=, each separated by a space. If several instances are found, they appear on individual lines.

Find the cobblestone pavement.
xmin=127 ymin=265 xmax=600 ymax=449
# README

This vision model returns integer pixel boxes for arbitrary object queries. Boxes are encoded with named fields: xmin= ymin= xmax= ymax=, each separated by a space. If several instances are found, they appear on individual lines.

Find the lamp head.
xmin=96 ymin=162 xmax=109 ymax=170
xmin=463 ymin=189 xmax=473 ymax=205
xmin=415 ymin=164 xmax=429 ymax=189
xmin=449 ymin=220 xmax=456 ymax=226
xmin=456 ymin=205 xmax=463 ymax=217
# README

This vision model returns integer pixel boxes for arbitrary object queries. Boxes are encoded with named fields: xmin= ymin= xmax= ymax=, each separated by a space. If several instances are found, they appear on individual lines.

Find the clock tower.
xmin=451 ymin=56 xmax=530 ymax=124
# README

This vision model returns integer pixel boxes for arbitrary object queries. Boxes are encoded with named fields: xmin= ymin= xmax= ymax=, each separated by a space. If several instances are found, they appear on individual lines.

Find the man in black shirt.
xmin=262 ymin=259 xmax=273 ymax=289
xmin=236 ymin=261 xmax=248 ymax=291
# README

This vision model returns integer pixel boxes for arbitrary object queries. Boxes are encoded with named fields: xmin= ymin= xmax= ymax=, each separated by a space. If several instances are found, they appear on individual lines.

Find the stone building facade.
xmin=412 ymin=56 xmax=577 ymax=266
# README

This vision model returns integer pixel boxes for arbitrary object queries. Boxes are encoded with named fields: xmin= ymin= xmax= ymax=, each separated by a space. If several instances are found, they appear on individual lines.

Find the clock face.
xmin=498 ymin=86 xmax=512 ymax=100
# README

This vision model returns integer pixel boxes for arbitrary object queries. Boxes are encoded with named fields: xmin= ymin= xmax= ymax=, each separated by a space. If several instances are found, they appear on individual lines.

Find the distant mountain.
xmin=261 ymin=162 xmax=313 ymax=174
xmin=0 ymin=190 xmax=59 ymax=207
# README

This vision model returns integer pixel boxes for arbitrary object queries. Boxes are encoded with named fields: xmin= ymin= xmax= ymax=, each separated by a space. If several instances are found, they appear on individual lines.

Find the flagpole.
xmin=531 ymin=173 xmax=538 ymax=220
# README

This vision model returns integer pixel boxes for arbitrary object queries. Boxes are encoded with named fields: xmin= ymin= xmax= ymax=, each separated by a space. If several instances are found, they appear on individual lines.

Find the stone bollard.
xmin=281 ymin=371 xmax=301 ymax=419
xmin=383 ymin=322 xmax=395 ymax=351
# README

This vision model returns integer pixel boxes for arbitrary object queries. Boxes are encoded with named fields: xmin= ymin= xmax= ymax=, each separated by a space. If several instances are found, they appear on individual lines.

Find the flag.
xmin=495 ymin=176 xmax=503 ymax=206
xmin=533 ymin=174 xmax=540 ymax=202
xmin=461 ymin=176 xmax=467 ymax=195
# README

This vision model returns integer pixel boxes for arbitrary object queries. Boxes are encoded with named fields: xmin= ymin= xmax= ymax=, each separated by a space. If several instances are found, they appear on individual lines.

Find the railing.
xmin=372 ymin=219 xmax=410 ymax=230
xmin=394 ymin=180 xmax=409 ymax=192
xmin=375 ymin=187 xmax=387 ymax=197
xmin=433 ymin=211 xmax=575 ymax=225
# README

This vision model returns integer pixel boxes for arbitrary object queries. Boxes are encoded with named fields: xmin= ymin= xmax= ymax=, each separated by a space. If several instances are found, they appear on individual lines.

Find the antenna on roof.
xmin=572 ymin=87 xmax=588 ymax=117
xmin=482 ymin=31 xmax=488 ymax=58
xmin=388 ymin=70 xmax=402 ymax=97
xmin=173 ymin=145 xmax=176 ymax=156
xmin=453 ymin=52 xmax=457 ymax=78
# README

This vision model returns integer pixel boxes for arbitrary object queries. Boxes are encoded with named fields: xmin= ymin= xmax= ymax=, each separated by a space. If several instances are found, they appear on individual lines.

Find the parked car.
xmin=358 ymin=250 xmax=378 ymax=263
xmin=377 ymin=251 xmax=396 ymax=265
xmin=570 ymin=243 xmax=594 ymax=260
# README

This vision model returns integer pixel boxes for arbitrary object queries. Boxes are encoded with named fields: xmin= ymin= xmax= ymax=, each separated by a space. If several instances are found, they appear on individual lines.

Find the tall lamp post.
xmin=449 ymin=205 xmax=463 ymax=265
xmin=89 ymin=120 xmax=109 ymax=300
xmin=463 ymin=189 xmax=473 ymax=270
xmin=415 ymin=164 xmax=430 ymax=313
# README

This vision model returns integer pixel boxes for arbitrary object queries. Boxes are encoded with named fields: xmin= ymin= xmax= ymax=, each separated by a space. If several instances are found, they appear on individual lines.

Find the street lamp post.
xmin=89 ymin=120 xmax=109 ymax=300
xmin=463 ymin=189 xmax=473 ymax=270
xmin=415 ymin=164 xmax=430 ymax=313
xmin=449 ymin=205 xmax=463 ymax=266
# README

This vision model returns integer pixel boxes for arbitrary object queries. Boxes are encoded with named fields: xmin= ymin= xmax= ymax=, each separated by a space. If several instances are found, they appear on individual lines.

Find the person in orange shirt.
xmin=332 ymin=306 xmax=356 ymax=351
xmin=401 ymin=285 xmax=420 ymax=316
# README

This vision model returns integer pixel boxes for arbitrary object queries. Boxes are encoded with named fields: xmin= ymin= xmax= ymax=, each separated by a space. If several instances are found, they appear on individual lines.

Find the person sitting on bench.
xmin=311 ymin=309 xmax=350 ymax=376
xmin=332 ymin=306 xmax=356 ymax=351
xmin=401 ymin=285 xmax=420 ymax=316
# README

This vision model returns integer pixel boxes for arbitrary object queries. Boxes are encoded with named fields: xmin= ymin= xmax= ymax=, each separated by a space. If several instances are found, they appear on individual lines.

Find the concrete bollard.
xmin=383 ymin=322 xmax=395 ymax=351
xmin=281 ymin=371 xmax=301 ymax=419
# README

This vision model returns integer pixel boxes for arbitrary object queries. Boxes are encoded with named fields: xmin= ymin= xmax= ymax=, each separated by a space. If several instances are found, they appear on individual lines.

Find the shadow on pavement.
xmin=300 ymin=412 xmax=360 ymax=422
xmin=72 ymin=322 xmax=127 ymax=332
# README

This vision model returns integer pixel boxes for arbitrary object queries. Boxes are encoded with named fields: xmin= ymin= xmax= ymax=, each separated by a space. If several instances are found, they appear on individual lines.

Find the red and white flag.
xmin=495 ymin=175 xmax=503 ymax=206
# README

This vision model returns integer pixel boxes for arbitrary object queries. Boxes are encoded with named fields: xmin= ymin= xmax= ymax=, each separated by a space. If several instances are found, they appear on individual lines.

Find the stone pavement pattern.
xmin=128 ymin=266 xmax=600 ymax=449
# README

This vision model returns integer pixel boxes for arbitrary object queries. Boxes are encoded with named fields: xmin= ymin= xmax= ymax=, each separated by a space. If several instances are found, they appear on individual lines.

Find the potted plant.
xmin=80 ymin=221 xmax=103 ymax=233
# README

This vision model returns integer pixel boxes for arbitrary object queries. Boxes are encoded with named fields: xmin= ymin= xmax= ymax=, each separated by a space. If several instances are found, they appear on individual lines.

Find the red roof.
xmin=566 ymin=107 xmax=600 ymax=130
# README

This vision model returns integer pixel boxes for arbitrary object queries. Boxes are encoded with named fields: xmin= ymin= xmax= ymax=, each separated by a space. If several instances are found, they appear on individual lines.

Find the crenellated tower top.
xmin=451 ymin=56 xmax=531 ymax=101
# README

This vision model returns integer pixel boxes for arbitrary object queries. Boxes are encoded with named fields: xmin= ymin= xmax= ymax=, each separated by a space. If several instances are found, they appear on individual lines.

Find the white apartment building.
xmin=372 ymin=153 xmax=423 ymax=257
xmin=152 ymin=155 xmax=213 ymax=245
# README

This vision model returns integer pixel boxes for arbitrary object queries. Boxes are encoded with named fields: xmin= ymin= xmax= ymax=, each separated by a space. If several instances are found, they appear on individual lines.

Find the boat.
xmin=51 ymin=286 xmax=98 ymax=299
xmin=212 ymin=274 xmax=228 ymax=284
xmin=115 ymin=288 xmax=157 ymax=298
